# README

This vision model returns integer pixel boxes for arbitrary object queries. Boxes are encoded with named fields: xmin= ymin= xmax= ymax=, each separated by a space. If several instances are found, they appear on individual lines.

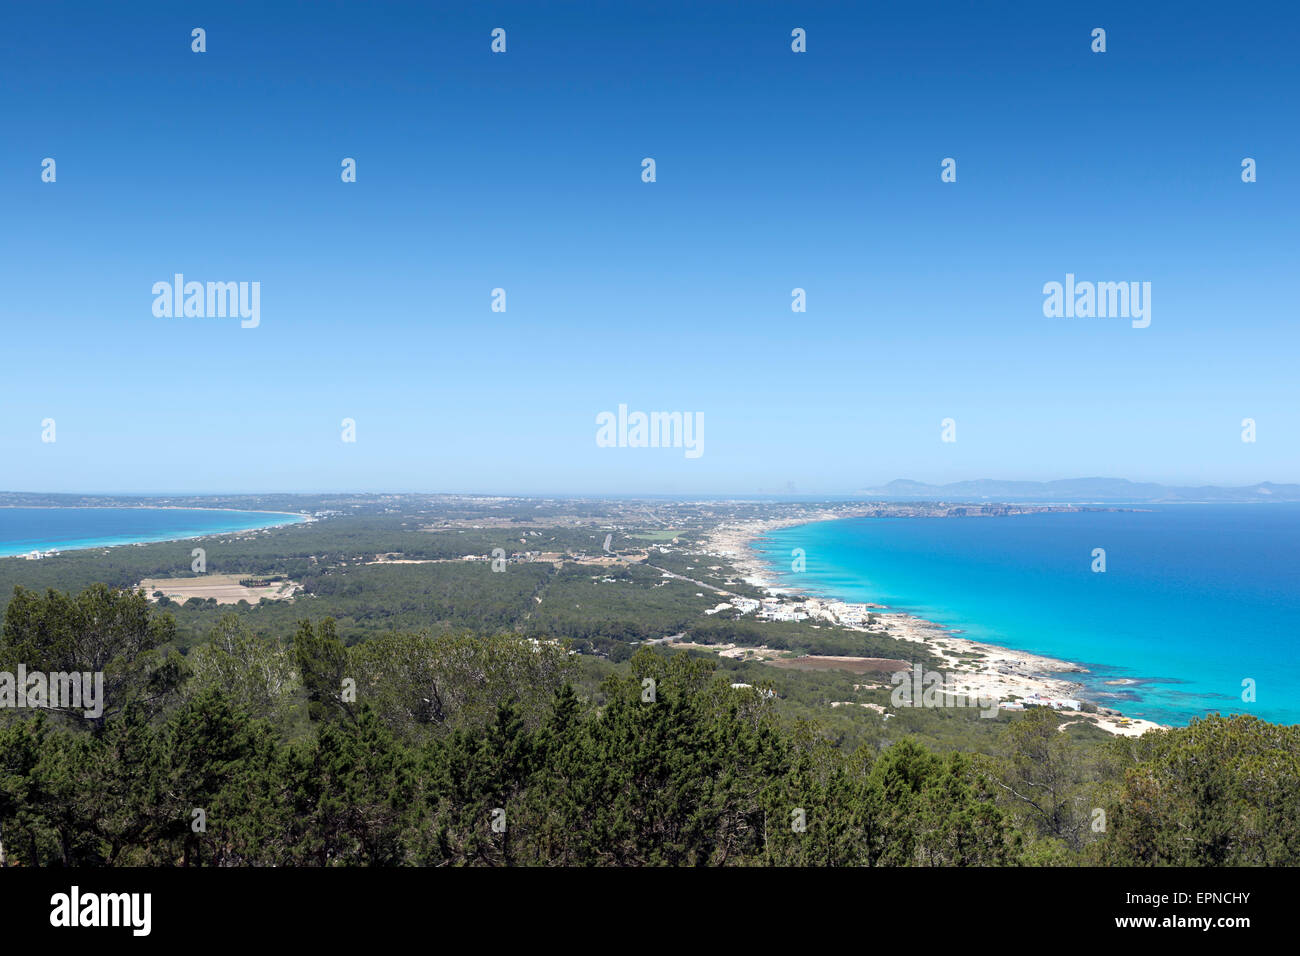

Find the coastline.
xmin=0 ymin=507 xmax=311 ymax=559
xmin=705 ymin=514 xmax=1164 ymax=737
xmin=0 ymin=504 xmax=309 ymax=517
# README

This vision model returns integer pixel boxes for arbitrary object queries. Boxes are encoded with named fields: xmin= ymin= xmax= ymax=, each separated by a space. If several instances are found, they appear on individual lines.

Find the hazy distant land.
xmin=863 ymin=477 xmax=1300 ymax=503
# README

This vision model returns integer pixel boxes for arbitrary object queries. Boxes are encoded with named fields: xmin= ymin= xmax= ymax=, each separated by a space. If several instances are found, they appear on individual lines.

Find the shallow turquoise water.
xmin=757 ymin=505 xmax=1300 ymax=726
xmin=0 ymin=507 xmax=305 ymax=558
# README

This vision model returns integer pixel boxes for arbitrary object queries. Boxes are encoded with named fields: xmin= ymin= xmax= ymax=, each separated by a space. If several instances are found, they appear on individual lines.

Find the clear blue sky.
xmin=2 ymin=1 xmax=1296 ymax=495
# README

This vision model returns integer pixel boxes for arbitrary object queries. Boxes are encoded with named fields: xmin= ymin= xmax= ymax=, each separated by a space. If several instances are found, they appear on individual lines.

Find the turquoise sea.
xmin=0 ymin=507 xmax=306 ymax=558
xmin=757 ymin=505 xmax=1300 ymax=726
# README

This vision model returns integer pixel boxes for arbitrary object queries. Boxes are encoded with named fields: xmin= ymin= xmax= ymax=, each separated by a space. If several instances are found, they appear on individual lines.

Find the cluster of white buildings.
xmin=703 ymin=597 xmax=762 ymax=616
xmin=808 ymin=600 xmax=875 ymax=627
xmin=757 ymin=600 xmax=808 ymax=622
xmin=706 ymin=596 xmax=871 ymax=624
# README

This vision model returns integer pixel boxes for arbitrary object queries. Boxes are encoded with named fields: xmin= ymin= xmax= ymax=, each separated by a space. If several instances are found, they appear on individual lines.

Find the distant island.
xmin=862 ymin=477 xmax=1300 ymax=503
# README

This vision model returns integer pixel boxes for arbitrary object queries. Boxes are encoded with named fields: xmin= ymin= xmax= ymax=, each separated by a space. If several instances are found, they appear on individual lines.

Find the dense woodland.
xmin=1 ymin=584 xmax=1297 ymax=866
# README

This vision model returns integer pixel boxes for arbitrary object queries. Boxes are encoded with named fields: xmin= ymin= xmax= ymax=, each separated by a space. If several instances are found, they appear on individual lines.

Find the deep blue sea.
xmin=0 ymin=507 xmax=306 ymax=558
xmin=757 ymin=505 xmax=1300 ymax=726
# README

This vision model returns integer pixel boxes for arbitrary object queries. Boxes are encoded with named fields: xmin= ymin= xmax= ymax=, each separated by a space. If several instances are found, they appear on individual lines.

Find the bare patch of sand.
xmin=768 ymin=655 xmax=910 ymax=674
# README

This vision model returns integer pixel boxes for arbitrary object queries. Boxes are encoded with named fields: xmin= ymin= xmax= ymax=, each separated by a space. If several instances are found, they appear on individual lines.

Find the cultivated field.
xmin=137 ymin=573 xmax=299 ymax=605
